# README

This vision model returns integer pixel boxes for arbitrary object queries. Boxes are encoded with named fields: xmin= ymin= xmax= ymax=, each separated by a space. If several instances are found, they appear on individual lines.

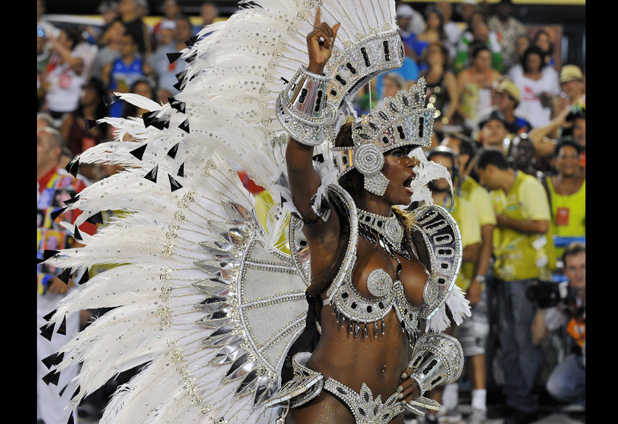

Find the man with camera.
xmin=532 ymin=242 xmax=586 ymax=409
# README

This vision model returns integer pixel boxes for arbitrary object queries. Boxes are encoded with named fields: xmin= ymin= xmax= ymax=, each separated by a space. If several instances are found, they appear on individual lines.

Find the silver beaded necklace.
xmin=357 ymin=208 xmax=410 ymax=260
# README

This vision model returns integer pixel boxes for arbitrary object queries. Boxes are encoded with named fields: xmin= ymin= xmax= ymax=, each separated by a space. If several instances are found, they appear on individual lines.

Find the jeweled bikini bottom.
xmin=268 ymin=352 xmax=406 ymax=424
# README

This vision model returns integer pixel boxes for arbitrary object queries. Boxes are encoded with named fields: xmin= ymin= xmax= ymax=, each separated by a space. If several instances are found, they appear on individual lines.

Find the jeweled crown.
xmin=332 ymin=78 xmax=435 ymax=178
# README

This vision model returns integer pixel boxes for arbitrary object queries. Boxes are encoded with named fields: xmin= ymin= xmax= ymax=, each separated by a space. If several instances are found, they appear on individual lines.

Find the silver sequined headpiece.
xmin=331 ymin=78 xmax=435 ymax=196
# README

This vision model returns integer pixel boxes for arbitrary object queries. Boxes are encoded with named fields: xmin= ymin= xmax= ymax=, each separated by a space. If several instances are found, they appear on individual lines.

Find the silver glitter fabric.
xmin=408 ymin=332 xmax=465 ymax=395
xmin=356 ymin=208 xmax=406 ymax=257
xmin=264 ymin=352 xmax=324 ymax=409
xmin=323 ymin=379 xmax=406 ymax=424
xmin=366 ymin=268 xmax=393 ymax=298
xmin=325 ymin=31 xmax=405 ymax=110
xmin=195 ymin=199 xmax=311 ymax=408
xmin=409 ymin=205 xmax=463 ymax=323
xmin=269 ymin=353 xmax=407 ymax=424
xmin=276 ymin=66 xmax=338 ymax=147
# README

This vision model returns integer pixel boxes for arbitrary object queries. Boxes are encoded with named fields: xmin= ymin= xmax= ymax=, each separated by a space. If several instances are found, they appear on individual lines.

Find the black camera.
xmin=525 ymin=280 xmax=573 ymax=309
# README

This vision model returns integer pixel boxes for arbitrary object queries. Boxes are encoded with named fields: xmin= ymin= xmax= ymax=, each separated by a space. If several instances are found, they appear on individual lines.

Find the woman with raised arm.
xmin=272 ymin=10 xmax=470 ymax=424
xmin=41 ymin=3 xmax=470 ymax=424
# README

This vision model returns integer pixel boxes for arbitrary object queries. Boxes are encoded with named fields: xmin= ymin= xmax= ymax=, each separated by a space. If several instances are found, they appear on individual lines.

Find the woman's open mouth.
xmin=403 ymin=175 xmax=415 ymax=194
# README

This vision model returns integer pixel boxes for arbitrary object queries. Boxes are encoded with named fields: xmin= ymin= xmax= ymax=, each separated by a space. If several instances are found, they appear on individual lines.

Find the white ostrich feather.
xmin=426 ymin=284 xmax=470 ymax=333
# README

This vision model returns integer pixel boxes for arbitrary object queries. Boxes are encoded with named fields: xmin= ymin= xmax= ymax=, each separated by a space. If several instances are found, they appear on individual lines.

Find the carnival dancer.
xmin=40 ymin=2 xmax=469 ymax=423
xmin=269 ymin=10 xmax=469 ymax=423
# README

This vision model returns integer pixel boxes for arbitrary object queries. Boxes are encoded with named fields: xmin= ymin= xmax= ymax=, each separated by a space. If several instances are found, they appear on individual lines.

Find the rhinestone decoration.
xmin=323 ymin=379 xmax=406 ymax=424
xmin=409 ymin=332 xmax=465 ymax=394
xmin=366 ymin=268 xmax=393 ymax=298
xmin=333 ymin=79 xmax=435 ymax=180
xmin=325 ymin=31 xmax=404 ymax=110
xmin=410 ymin=205 xmax=462 ymax=321
xmin=357 ymin=208 xmax=407 ymax=259
xmin=364 ymin=172 xmax=390 ymax=196
xmin=354 ymin=144 xmax=384 ymax=175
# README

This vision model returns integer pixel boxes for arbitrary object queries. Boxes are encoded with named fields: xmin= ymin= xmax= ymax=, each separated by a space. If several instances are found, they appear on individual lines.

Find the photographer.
xmin=531 ymin=242 xmax=585 ymax=408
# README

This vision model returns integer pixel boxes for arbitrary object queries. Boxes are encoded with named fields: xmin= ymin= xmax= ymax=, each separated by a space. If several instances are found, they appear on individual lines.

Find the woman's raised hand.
xmin=306 ymin=7 xmax=340 ymax=75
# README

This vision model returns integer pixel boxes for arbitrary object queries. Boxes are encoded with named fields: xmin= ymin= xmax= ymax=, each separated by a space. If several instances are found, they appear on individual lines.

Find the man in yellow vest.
xmin=420 ymin=147 xmax=484 ymax=424
xmin=439 ymin=138 xmax=497 ymax=424
xmin=474 ymin=148 xmax=552 ymax=424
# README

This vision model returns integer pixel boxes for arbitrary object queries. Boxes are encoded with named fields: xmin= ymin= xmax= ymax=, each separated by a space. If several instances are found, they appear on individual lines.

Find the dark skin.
xmin=285 ymin=10 xmax=428 ymax=424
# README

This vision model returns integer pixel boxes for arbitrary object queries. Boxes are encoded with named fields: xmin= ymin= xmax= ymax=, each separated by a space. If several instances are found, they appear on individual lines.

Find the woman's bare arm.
xmin=285 ymin=9 xmax=340 ymax=230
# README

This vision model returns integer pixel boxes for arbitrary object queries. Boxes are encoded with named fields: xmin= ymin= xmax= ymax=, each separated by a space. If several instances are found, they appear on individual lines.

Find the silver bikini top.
xmin=289 ymin=184 xmax=463 ymax=342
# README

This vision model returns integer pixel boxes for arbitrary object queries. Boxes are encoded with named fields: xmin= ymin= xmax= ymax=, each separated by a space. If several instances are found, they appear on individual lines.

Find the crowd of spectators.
xmin=37 ymin=1 xmax=585 ymax=423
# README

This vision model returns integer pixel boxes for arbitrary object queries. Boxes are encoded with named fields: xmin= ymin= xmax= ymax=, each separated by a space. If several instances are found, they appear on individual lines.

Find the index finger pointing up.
xmin=314 ymin=6 xmax=321 ymax=28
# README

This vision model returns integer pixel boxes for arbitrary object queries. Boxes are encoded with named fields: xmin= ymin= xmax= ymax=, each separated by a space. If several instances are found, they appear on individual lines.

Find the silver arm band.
xmin=276 ymin=66 xmax=338 ymax=146
xmin=408 ymin=333 xmax=464 ymax=395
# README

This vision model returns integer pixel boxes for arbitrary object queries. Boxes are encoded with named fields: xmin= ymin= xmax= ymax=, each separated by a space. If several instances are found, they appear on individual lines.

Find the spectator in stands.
xmin=37 ymin=126 xmax=97 ymax=424
xmin=89 ymin=18 xmax=126 ymax=82
xmin=152 ymin=0 xmax=183 ymax=48
xmin=487 ymin=0 xmax=527 ymax=72
xmin=38 ymin=23 xmax=53 ymax=112
xmin=395 ymin=2 xmax=425 ymax=36
xmin=514 ymin=34 xmax=530 ymax=65
xmin=490 ymin=77 xmax=533 ymax=137
xmin=528 ymin=101 xmax=585 ymax=168
xmin=456 ymin=0 xmax=480 ymax=24
xmin=199 ymin=1 xmax=220 ymax=27
xmin=42 ymin=26 xmax=87 ymax=127
xmin=396 ymin=3 xmax=423 ymax=62
xmin=508 ymin=134 xmax=543 ymax=178
xmin=373 ymin=56 xmax=419 ymax=101
xmin=456 ymin=42 xmax=503 ymax=133
xmin=410 ymin=6 xmax=450 ymax=70
xmin=454 ymin=10 xmax=503 ymax=74
xmin=148 ymin=16 xmax=193 ymax=95
xmin=475 ymin=148 xmax=552 ymax=424
xmin=441 ymin=132 xmax=477 ymax=177
xmin=508 ymin=45 xmax=560 ymax=129
xmin=59 ymin=77 xmax=110 ymax=158
xmin=476 ymin=109 xmax=511 ymax=153
xmin=541 ymin=138 xmax=585 ymax=257
xmin=118 ymin=0 xmax=151 ymax=57
xmin=421 ymin=42 xmax=459 ymax=134
xmin=37 ymin=0 xmax=60 ymax=46
xmin=533 ymin=28 xmax=556 ymax=68
xmin=378 ymin=73 xmax=405 ymax=105
xmin=436 ymin=0 xmax=463 ymax=61
xmin=559 ymin=65 xmax=585 ymax=109
xmin=532 ymin=242 xmax=585 ymax=409
xmin=122 ymin=78 xmax=157 ymax=119
xmin=102 ymin=31 xmax=154 ymax=118
xmin=98 ymin=0 xmax=120 ymax=29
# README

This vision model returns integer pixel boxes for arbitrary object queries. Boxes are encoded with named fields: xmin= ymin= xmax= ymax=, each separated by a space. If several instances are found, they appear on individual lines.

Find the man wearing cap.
xmin=477 ymin=109 xmax=512 ymax=153
xmin=493 ymin=78 xmax=533 ymax=136
xmin=559 ymin=65 xmax=585 ymax=109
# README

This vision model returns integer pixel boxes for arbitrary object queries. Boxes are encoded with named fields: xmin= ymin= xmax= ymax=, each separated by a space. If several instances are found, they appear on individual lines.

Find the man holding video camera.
xmin=532 ymin=242 xmax=586 ymax=409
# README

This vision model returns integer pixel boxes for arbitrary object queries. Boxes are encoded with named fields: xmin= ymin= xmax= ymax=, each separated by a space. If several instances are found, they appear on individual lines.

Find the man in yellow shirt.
xmin=420 ymin=147 xmax=485 ymax=424
xmin=474 ymin=148 xmax=552 ymax=424
xmin=440 ymin=137 xmax=497 ymax=424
